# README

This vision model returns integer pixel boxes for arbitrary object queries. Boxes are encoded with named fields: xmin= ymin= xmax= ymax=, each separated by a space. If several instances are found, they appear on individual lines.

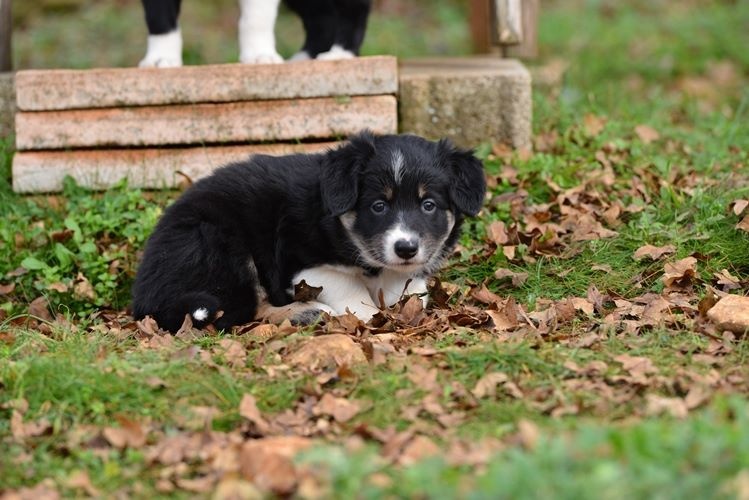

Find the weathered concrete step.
xmin=0 ymin=72 xmax=13 ymax=138
xmin=15 ymin=95 xmax=396 ymax=150
xmin=12 ymin=142 xmax=337 ymax=192
xmin=398 ymin=57 xmax=531 ymax=149
xmin=15 ymin=56 xmax=397 ymax=111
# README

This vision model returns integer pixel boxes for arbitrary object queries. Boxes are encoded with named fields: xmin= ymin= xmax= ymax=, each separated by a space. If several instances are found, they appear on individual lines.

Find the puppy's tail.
xmin=167 ymin=291 xmax=222 ymax=331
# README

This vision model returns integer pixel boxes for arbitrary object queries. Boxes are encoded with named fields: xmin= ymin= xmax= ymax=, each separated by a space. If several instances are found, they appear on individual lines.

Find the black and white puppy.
xmin=131 ymin=132 xmax=486 ymax=332
xmin=140 ymin=0 xmax=372 ymax=67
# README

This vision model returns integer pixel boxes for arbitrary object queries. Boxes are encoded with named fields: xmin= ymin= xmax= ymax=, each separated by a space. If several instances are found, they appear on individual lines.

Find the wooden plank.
xmin=15 ymin=56 xmax=398 ymax=111
xmin=503 ymin=0 xmax=539 ymax=59
xmin=468 ymin=0 xmax=492 ymax=54
xmin=15 ymin=95 xmax=396 ymax=150
xmin=12 ymin=142 xmax=339 ymax=193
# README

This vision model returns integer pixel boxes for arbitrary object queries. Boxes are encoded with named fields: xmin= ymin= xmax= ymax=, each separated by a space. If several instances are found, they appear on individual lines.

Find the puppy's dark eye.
xmin=421 ymin=199 xmax=437 ymax=213
xmin=371 ymin=200 xmax=388 ymax=214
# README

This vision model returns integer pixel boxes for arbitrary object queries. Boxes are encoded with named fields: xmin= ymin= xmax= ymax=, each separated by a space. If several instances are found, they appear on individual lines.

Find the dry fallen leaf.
xmin=494 ymin=268 xmax=528 ymax=287
xmin=239 ymin=394 xmax=271 ymax=434
xmin=633 ymin=244 xmax=676 ymax=261
xmin=662 ymin=256 xmax=698 ymax=289
xmin=28 ymin=296 xmax=53 ymax=322
xmin=583 ymin=113 xmax=606 ymax=137
xmin=732 ymin=199 xmax=749 ymax=216
xmin=218 ymin=338 xmax=247 ymax=368
xmin=634 ymin=124 xmax=661 ymax=144
xmin=736 ymin=215 xmax=749 ymax=233
xmin=471 ymin=372 xmax=509 ymax=399
xmin=286 ymin=334 xmax=367 ymax=371
xmin=294 ymin=279 xmax=323 ymax=302
xmin=313 ymin=393 xmax=363 ymax=423
xmin=102 ymin=416 xmax=147 ymax=449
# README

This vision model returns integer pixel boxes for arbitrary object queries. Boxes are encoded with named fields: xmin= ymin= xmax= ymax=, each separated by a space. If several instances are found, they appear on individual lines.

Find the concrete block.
xmin=16 ymin=56 xmax=397 ymax=111
xmin=12 ymin=142 xmax=337 ymax=192
xmin=0 ymin=72 xmax=14 ymax=139
xmin=398 ymin=57 xmax=531 ymax=149
xmin=16 ymin=95 xmax=396 ymax=150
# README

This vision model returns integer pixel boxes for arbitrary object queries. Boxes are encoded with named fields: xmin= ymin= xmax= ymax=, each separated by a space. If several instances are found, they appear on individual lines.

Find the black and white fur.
xmin=139 ymin=0 xmax=372 ymax=67
xmin=131 ymin=132 xmax=486 ymax=332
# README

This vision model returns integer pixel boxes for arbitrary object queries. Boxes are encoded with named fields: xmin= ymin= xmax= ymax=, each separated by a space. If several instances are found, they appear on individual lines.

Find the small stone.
xmin=707 ymin=295 xmax=749 ymax=334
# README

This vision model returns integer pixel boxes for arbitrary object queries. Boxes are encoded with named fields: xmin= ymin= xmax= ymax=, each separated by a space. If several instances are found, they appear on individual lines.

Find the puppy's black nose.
xmin=394 ymin=239 xmax=419 ymax=260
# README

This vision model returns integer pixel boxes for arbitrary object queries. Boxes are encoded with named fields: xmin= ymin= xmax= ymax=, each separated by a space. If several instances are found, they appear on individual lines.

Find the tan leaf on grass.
xmin=313 ymin=393 xmax=363 ymax=423
xmin=66 ymin=471 xmax=100 ymax=497
xmin=397 ymin=435 xmax=440 ymax=466
xmin=583 ymin=113 xmax=606 ymax=137
xmin=517 ymin=419 xmax=540 ymax=450
xmin=470 ymin=284 xmax=503 ymax=305
xmin=486 ymin=297 xmax=520 ymax=331
xmin=487 ymin=221 xmax=510 ymax=245
xmin=662 ymin=256 xmax=698 ymax=289
xmin=645 ymin=394 xmax=688 ymax=419
xmin=634 ymin=124 xmax=660 ymax=144
xmin=102 ymin=416 xmax=147 ymax=449
xmin=715 ymin=269 xmax=741 ymax=290
xmin=736 ymin=215 xmax=749 ymax=233
xmin=633 ymin=244 xmax=676 ymax=261
xmin=407 ymin=363 xmax=441 ymax=394
xmin=286 ymin=334 xmax=367 ymax=371
xmin=175 ymin=476 xmax=216 ymax=493
xmin=239 ymin=394 xmax=271 ymax=434
xmin=240 ymin=436 xmax=312 ymax=495
xmin=29 ymin=296 xmax=53 ymax=322
xmin=2 ymin=481 xmax=60 ymax=500
xmin=614 ymin=354 xmax=658 ymax=384
xmin=493 ymin=268 xmax=528 ymax=287
xmin=73 ymin=272 xmax=95 ymax=300
xmin=471 ymin=372 xmax=509 ymax=399
xmin=11 ymin=410 xmax=51 ymax=440
xmin=213 ymin=479 xmax=263 ymax=500
xmin=732 ymin=199 xmax=749 ymax=216
xmin=398 ymin=294 xmax=425 ymax=326
xmin=47 ymin=282 xmax=68 ymax=293
xmin=218 ymin=338 xmax=247 ymax=368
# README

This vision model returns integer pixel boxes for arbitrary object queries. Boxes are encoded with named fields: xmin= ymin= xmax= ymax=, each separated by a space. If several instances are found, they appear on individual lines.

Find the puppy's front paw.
xmin=288 ymin=51 xmax=311 ymax=62
xmin=240 ymin=51 xmax=284 ymax=64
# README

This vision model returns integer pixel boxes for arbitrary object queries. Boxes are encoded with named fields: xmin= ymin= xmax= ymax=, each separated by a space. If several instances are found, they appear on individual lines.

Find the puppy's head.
xmin=321 ymin=132 xmax=486 ymax=274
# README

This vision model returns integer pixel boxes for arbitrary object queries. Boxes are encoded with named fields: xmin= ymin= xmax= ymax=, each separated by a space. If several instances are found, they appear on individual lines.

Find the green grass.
xmin=3 ymin=0 xmax=749 ymax=497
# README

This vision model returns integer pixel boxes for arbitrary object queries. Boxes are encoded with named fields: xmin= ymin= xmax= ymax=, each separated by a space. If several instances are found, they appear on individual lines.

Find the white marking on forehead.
xmin=391 ymin=149 xmax=405 ymax=185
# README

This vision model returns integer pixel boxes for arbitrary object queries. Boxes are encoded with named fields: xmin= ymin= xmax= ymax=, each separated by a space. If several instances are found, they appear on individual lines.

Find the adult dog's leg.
xmin=139 ymin=0 xmax=183 ymax=67
xmin=238 ymin=0 xmax=284 ymax=64
xmin=316 ymin=0 xmax=371 ymax=60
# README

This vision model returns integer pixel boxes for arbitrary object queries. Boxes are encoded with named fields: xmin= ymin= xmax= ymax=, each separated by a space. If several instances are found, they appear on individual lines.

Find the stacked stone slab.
xmin=12 ymin=56 xmax=398 ymax=192
xmin=11 ymin=55 xmax=533 ymax=193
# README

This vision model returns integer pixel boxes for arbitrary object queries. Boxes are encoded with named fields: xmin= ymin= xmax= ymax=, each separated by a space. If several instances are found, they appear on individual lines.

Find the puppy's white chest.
xmin=291 ymin=265 xmax=427 ymax=319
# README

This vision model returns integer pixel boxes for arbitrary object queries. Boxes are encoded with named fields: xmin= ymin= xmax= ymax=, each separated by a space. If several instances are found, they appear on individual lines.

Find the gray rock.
xmin=399 ymin=57 xmax=531 ymax=149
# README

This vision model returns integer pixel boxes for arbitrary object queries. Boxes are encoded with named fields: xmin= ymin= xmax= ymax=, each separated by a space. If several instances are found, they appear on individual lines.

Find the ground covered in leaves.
xmin=2 ymin=1 xmax=749 ymax=498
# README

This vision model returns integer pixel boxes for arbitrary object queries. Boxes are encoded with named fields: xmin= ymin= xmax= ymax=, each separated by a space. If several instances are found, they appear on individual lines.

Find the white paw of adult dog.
xmin=139 ymin=31 xmax=183 ymax=68
xmin=316 ymin=45 xmax=355 ymax=61
xmin=240 ymin=51 xmax=284 ymax=64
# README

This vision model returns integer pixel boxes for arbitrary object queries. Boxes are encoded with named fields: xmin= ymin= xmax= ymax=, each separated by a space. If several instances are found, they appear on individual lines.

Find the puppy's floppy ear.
xmin=438 ymin=138 xmax=487 ymax=216
xmin=320 ymin=131 xmax=376 ymax=216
